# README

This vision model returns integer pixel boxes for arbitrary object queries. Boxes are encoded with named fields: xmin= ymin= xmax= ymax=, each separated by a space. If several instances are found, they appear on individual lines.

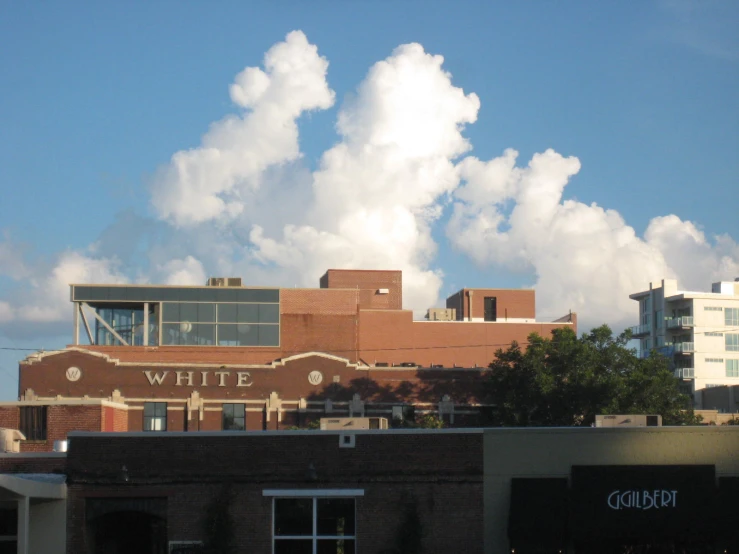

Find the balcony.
xmin=673 ymin=342 xmax=695 ymax=354
xmin=630 ymin=324 xmax=651 ymax=337
xmin=666 ymin=316 xmax=694 ymax=329
xmin=674 ymin=368 xmax=695 ymax=379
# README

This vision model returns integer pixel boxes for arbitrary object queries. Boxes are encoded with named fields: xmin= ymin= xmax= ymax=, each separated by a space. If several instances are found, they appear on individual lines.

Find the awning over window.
xmin=508 ymin=478 xmax=568 ymax=545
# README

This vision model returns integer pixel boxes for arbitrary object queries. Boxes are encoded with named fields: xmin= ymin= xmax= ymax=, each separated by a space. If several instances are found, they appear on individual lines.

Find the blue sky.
xmin=0 ymin=1 xmax=737 ymax=399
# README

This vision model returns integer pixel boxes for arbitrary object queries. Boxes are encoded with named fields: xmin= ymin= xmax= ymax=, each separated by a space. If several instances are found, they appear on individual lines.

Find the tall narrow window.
xmin=273 ymin=497 xmax=356 ymax=554
xmin=19 ymin=406 xmax=47 ymax=440
xmin=726 ymin=308 xmax=739 ymax=326
xmin=143 ymin=402 xmax=167 ymax=431
xmin=726 ymin=334 xmax=739 ymax=352
xmin=222 ymin=404 xmax=246 ymax=431
xmin=484 ymin=297 xmax=497 ymax=322
xmin=727 ymin=360 xmax=739 ymax=378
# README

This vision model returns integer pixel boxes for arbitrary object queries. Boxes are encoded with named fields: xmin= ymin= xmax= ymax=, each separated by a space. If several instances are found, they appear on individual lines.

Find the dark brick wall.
xmin=0 ymin=455 xmax=65 ymax=473
xmin=66 ymin=431 xmax=483 ymax=554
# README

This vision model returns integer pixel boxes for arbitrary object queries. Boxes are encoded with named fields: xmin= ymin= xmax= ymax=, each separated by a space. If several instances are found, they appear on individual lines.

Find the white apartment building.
xmin=630 ymin=278 xmax=739 ymax=408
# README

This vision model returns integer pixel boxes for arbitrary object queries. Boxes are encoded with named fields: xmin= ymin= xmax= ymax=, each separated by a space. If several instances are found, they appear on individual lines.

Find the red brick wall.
xmin=0 ymin=407 xmax=19 ymax=430
xmin=20 ymin=405 xmax=102 ymax=452
xmin=320 ymin=269 xmax=402 ymax=310
xmin=113 ymin=408 xmax=128 ymax=432
xmin=66 ymin=432 xmax=483 ymax=554
xmin=447 ymin=289 xmax=536 ymax=320
xmin=0 ymin=455 xmax=65 ymax=474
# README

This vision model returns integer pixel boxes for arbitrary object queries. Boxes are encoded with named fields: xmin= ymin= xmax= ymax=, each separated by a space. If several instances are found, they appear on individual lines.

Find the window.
xmin=222 ymin=404 xmax=245 ymax=431
xmin=706 ymin=358 xmax=724 ymax=363
xmin=726 ymin=308 xmax=739 ymax=326
xmin=727 ymin=360 xmax=739 ymax=378
xmin=272 ymin=495 xmax=357 ymax=554
xmin=484 ymin=297 xmax=497 ymax=322
xmin=726 ymin=334 xmax=739 ymax=352
xmin=705 ymin=332 xmax=724 ymax=337
xmin=19 ymin=406 xmax=47 ymax=440
xmin=641 ymin=313 xmax=651 ymax=326
xmin=143 ymin=402 xmax=167 ymax=431
xmin=655 ymin=310 xmax=663 ymax=329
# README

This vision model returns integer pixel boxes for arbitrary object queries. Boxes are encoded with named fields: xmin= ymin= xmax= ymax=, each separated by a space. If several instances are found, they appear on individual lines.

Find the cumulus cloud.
xmin=150 ymin=30 xmax=335 ymax=226
xmin=153 ymin=256 xmax=207 ymax=286
xmin=447 ymin=148 xmax=739 ymax=329
xmin=1 ymin=31 xmax=738 ymax=341
xmin=250 ymin=42 xmax=480 ymax=312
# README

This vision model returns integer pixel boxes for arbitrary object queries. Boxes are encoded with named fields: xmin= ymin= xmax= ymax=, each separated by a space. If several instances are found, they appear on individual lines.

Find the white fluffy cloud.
xmin=448 ymin=148 xmax=739 ymax=329
xmin=1 ymin=31 xmax=738 ymax=339
xmin=150 ymin=30 xmax=335 ymax=226
xmin=250 ymin=42 xmax=480 ymax=312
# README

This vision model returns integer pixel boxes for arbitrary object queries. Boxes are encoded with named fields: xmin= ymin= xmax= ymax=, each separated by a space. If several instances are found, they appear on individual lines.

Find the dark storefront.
xmin=509 ymin=466 xmax=739 ymax=554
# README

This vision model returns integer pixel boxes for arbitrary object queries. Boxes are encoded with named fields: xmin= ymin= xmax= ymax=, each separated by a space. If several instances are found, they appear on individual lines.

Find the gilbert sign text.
xmin=607 ymin=489 xmax=678 ymax=510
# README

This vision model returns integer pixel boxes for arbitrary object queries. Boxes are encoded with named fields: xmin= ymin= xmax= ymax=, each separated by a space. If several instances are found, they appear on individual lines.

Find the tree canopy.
xmin=487 ymin=325 xmax=700 ymax=427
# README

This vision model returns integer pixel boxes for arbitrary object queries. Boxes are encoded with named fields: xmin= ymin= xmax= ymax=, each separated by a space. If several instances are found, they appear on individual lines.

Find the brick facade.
xmin=65 ymin=431 xmax=483 ymax=554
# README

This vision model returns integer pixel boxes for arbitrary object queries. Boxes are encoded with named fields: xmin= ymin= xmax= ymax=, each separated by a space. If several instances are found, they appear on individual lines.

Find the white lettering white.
xmin=237 ymin=372 xmax=253 ymax=387
xmin=215 ymin=371 xmax=229 ymax=387
xmin=176 ymin=371 xmax=194 ymax=386
xmin=201 ymin=371 xmax=208 ymax=386
xmin=144 ymin=371 xmax=169 ymax=385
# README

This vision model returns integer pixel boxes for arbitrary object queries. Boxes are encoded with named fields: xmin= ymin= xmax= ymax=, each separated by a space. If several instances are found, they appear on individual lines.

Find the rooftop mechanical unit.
xmin=595 ymin=414 xmax=662 ymax=427
xmin=320 ymin=417 xmax=389 ymax=430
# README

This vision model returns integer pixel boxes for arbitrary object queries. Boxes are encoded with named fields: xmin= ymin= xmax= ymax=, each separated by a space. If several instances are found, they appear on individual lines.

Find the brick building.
xmin=1 ymin=426 xmax=738 ymax=554
xmin=6 ymin=269 xmax=576 ymax=451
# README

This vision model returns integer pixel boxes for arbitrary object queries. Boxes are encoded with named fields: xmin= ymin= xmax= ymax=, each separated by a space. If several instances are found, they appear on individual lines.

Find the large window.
xmin=726 ymin=334 xmax=739 ymax=352
xmin=19 ymin=406 xmax=47 ymax=440
xmin=222 ymin=404 xmax=245 ymax=431
xmin=483 ymin=297 xmax=497 ymax=322
xmin=271 ymin=494 xmax=358 ymax=554
xmin=727 ymin=360 xmax=739 ymax=378
xmin=161 ymin=302 xmax=279 ymax=347
xmin=726 ymin=308 xmax=739 ymax=326
xmin=143 ymin=402 xmax=167 ymax=431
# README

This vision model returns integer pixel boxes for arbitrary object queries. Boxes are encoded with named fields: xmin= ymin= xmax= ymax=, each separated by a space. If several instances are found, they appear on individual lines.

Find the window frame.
xmin=265 ymin=490 xmax=363 ymax=554
xmin=19 ymin=406 xmax=47 ymax=441
xmin=727 ymin=359 xmax=739 ymax=378
xmin=222 ymin=403 xmax=246 ymax=431
xmin=726 ymin=334 xmax=739 ymax=352
xmin=143 ymin=402 xmax=168 ymax=431
xmin=726 ymin=307 xmax=739 ymax=326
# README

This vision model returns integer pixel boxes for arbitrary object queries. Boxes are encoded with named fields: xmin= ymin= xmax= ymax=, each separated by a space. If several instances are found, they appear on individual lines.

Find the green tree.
xmin=488 ymin=325 xmax=700 ymax=427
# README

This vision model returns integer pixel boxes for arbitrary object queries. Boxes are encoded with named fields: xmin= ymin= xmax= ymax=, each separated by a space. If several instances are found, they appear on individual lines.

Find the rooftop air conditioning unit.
xmin=0 ymin=428 xmax=25 ymax=453
xmin=320 ymin=417 xmax=388 ymax=430
xmin=595 ymin=415 xmax=662 ymax=428
xmin=208 ymin=277 xmax=226 ymax=287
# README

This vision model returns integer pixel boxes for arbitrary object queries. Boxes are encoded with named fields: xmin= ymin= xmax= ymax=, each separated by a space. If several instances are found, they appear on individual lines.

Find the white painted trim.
xmin=262 ymin=489 xmax=364 ymax=497
xmin=0 ymin=400 xmax=128 ymax=410
xmin=0 ymin=475 xmax=66 ymax=499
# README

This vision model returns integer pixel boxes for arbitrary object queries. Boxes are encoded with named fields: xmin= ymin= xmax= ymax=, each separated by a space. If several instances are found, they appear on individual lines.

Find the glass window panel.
xmin=259 ymin=324 xmax=280 ymax=346
xmin=199 ymin=288 xmax=217 ymax=302
xmin=274 ymin=541 xmax=313 ymax=554
xmin=239 ymin=288 xmax=280 ymax=303
xmin=726 ymin=308 xmax=739 ymax=326
xmin=156 ymin=288 xmax=177 ymax=301
xmin=223 ymin=404 xmax=234 ymax=417
xmin=179 ymin=303 xmax=199 ymax=323
xmin=180 ymin=323 xmax=214 ymax=346
xmin=238 ymin=323 xmax=259 ymax=346
xmin=275 ymin=499 xmax=313 ymax=536
xmin=317 ymin=540 xmax=355 ymax=554
xmin=259 ymin=303 xmax=280 ymax=323
xmin=232 ymin=404 xmax=245 ymax=418
xmin=162 ymin=303 xmax=180 ymax=322
xmin=162 ymin=323 xmax=182 ymax=345
xmin=217 ymin=324 xmax=238 ymax=345
xmin=217 ymin=304 xmax=239 ymax=323
xmin=223 ymin=403 xmax=245 ymax=431
xmin=72 ymin=286 xmax=90 ymax=301
xmin=176 ymin=288 xmax=200 ymax=302
xmin=237 ymin=304 xmax=259 ymax=323
xmin=85 ymin=287 xmax=109 ymax=301
xmin=317 ymin=499 xmax=355 ymax=536
xmin=727 ymin=359 xmax=739 ymax=377
xmin=198 ymin=303 xmax=215 ymax=322
xmin=726 ymin=334 xmax=739 ymax=352
xmin=216 ymin=289 xmax=240 ymax=302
